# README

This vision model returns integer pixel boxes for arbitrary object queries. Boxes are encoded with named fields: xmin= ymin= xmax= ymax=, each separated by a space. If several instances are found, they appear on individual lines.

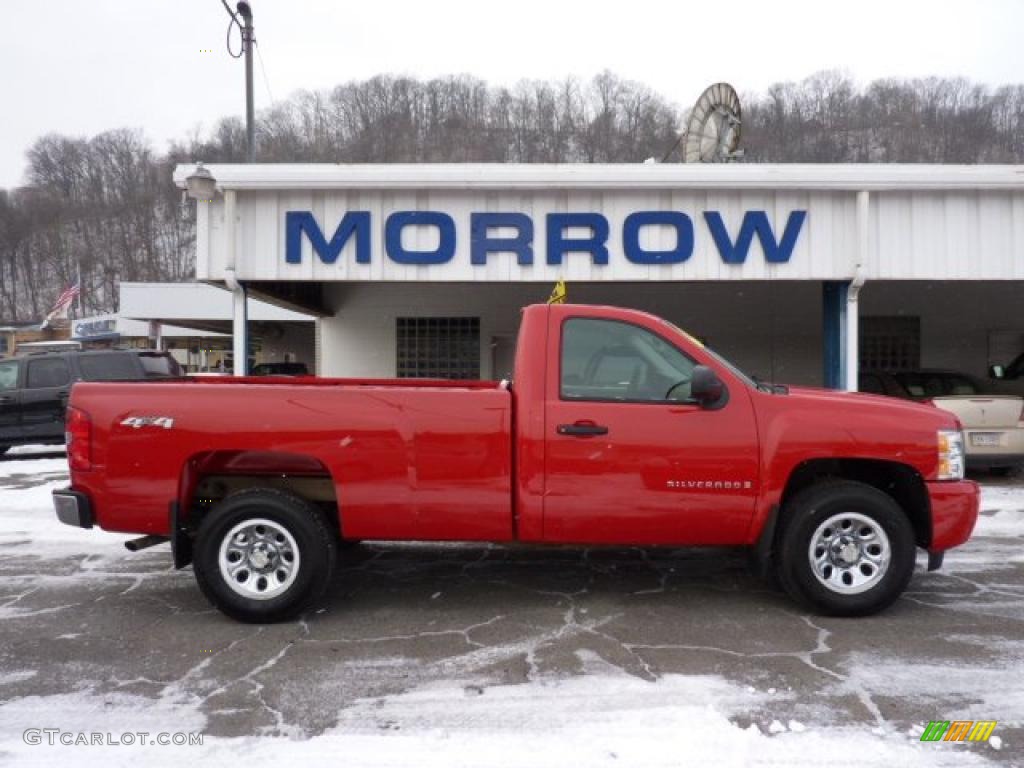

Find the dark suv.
xmin=0 ymin=349 xmax=181 ymax=456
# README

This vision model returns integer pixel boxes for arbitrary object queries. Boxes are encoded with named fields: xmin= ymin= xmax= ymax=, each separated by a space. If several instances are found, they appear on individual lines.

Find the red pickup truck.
xmin=53 ymin=303 xmax=978 ymax=622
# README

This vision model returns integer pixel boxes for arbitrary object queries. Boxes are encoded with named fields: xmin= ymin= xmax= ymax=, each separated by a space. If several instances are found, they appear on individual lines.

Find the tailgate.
xmin=932 ymin=396 xmax=1023 ymax=428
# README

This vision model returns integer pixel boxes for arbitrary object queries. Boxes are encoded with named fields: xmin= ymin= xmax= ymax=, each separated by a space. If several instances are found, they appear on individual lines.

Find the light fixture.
xmin=185 ymin=163 xmax=217 ymax=201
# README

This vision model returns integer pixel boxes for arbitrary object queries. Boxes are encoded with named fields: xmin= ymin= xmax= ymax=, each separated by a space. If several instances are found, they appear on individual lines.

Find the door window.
xmin=561 ymin=318 xmax=695 ymax=402
xmin=26 ymin=358 xmax=70 ymax=388
xmin=0 ymin=361 xmax=17 ymax=391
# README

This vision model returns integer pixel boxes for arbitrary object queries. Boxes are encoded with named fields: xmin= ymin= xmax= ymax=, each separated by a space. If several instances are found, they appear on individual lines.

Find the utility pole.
xmin=237 ymin=2 xmax=255 ymax=161
xmin=217 ymin=0 xmax=256 ymax=374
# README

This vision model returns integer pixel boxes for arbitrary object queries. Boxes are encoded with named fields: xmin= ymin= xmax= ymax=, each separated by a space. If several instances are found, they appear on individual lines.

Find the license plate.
xmin=970 ymin=432 xmax=1003 ymax=447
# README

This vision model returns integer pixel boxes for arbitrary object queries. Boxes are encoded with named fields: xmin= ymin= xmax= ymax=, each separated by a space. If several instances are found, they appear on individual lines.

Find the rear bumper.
xmin=964 ymin=427 xmax=1024 ymax=468
xmin=927 ymin=479 xmax=979 ymax=552
xmin=965 ymin=453 xmax=1023 ymax=470
xmin=53 ymin=489 xmax=94 ymax=529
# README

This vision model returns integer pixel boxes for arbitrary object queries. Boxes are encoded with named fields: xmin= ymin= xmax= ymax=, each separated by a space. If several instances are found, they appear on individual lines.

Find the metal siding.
xmin=207 ymin=183 xmax=1023 ymax=284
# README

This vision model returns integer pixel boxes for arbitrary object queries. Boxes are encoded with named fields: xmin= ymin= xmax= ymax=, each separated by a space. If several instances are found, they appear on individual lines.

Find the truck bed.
xmin=70 ymin=378 xmax=514 ymax=541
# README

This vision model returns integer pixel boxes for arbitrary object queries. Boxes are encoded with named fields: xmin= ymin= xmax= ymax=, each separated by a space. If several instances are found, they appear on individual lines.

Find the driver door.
xmin=543 ymin=311 xmax=759 ymax=546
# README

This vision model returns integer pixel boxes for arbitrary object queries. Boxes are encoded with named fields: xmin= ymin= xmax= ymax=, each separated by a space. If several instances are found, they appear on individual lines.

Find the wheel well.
xmin=182 ymin=450 xmax=340 ymax=535
xmin=779 ymin=459 xmax=931 ymax=548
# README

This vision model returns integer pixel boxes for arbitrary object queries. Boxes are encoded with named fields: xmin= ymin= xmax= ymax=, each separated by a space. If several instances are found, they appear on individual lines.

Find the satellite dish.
xmin=682 ymin=83 xmax=743 ymax=163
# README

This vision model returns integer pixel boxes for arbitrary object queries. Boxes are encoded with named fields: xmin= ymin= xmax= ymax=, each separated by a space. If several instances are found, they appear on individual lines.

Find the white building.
xmin=69 ymin=283 xmax=316 ymax=373
xmin=172 ymin=163 xmax=1024 ymax=387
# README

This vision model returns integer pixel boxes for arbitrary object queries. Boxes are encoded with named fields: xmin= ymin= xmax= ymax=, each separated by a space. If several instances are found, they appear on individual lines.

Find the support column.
xmin=846 ymin=190 xmax=870 ymax=392
xmin=822 ymin=281 xmax=849 ymax=389
xmin=232 ymin=283 xmax=248 ymax=375
xmin=223 ymin=188 xmax=248 ymax=376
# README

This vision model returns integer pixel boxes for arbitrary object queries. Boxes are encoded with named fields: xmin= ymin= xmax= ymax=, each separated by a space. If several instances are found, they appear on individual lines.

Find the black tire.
xmin=775 ymin=480 xmax=916 ymax=617
xmin=193 ymin=488 xmax=337 ymax=623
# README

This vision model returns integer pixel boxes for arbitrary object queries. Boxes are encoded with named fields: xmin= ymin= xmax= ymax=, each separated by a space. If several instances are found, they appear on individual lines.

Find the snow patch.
xmin=0 ymin=457 xmax=132 ymax=560
xmin=0 ymin=670 xmax=37 ymax=686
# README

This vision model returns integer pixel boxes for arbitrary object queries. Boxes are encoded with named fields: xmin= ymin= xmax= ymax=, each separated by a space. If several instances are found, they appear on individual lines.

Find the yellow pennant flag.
xmin=547 ymin=279 xmax=567 ymax=304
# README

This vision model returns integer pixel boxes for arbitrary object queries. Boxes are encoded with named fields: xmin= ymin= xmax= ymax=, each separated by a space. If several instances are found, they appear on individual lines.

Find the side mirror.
xmin=690 ymin=365 xmax=727 ymax=409
xmin=989 ymin=364 xmax=1005 ymax=380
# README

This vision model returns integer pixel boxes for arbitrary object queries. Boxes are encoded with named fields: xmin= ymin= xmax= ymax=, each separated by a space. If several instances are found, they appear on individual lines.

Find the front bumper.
xmin=53 ymin=489 xmax=94 ymax=529
xmin=927 ymin=479 xmax=979 ymax=552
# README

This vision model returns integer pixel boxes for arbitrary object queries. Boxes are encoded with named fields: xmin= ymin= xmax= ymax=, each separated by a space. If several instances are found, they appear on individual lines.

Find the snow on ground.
xmin=4 ymin=445 xmax=64 ymax=457
xmin=974 ymin=485 xmax=1024 ymax=541
xmin=0 ymin=454 xmax=1021 ymax=767
xmin=0 ymin=654 xmax=997 ymax=768
xmin=0 ymin=451 xmax=132 ymax=560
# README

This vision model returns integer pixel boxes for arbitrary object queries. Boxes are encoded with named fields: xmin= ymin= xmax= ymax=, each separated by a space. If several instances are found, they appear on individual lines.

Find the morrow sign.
xmin=285 ymin=209 xmax=807 ymax=267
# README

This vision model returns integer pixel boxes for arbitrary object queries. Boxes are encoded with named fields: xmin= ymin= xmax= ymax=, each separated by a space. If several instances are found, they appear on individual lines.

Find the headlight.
xmin=937 ymin=429 xmax=965 ymax=481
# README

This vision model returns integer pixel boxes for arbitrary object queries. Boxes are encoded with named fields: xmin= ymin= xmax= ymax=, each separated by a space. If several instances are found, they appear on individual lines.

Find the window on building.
xmin=396 ymin=317 xmax=480 ymax=379
xmin=0 ymin=336 xmax=8 ymax=356
xmin=26 ymin=357 xmax=70 ymax=389
xmin=860 ymin=316 xmax=920 ymax=372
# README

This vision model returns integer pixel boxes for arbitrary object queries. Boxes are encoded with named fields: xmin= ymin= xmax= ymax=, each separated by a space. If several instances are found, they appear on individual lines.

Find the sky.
xmin=1 ymin=0 xmax=1022 ymax=188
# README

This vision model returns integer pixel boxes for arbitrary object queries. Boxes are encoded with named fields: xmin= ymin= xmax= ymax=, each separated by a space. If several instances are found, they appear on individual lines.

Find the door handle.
xmin=557 ymin=422 xmax=609 ymax=437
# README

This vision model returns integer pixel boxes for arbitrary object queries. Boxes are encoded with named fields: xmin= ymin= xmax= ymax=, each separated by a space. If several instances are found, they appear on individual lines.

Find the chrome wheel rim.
xmin=808 ymin=512 xmax=890 ymax=595
xmin=218 ymin=518 xmax=300 ymax=600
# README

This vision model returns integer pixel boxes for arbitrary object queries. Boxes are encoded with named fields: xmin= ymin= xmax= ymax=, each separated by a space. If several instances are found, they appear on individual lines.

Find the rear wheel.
xmin=775 ymin=481 xmax=916 ymax=617
xmin=193 ymin=488 xmax=337 ymax=623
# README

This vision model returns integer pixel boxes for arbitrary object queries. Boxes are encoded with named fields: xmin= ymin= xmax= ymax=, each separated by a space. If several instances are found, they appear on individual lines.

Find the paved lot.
xmin=0 ymin=449 xmax=1021 ymax=766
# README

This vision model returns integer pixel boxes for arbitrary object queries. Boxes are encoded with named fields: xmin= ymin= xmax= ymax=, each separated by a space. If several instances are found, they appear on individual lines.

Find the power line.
xmin=220 ymin=0 xmax=244 ymax=58
xmin=255 ymin=40 xmax=274 ymax=104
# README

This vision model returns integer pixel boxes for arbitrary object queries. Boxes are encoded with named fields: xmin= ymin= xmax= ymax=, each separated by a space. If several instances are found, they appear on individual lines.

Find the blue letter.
xmin=285 ymin=211 xmax=370 ymax=265
xmin=704 ymin=210 xmax=807 ymax=264
xmin=546 ymin=213 xmax=609 ymax=265
xmin=470 ymin=213 xmax=534 ymax=265
xmin=385 ymin=211 xmax=456 ymax=265
xmin=623 ymin=211 xmax=694 ymax=265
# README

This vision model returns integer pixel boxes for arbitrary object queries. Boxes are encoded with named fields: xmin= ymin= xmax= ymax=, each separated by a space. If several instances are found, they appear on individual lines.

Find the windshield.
xmin=1007 ymin=352 xmax=1024 ymax=380
xmin=893 ymin=371 xmax=982 ymax=399
xmin=659 ymin=319 xmax=760 ymax=391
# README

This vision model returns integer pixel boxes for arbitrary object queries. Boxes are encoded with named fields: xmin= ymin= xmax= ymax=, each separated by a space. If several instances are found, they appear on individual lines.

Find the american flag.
xmin=49 ymin=284 xmax=80 ymax=313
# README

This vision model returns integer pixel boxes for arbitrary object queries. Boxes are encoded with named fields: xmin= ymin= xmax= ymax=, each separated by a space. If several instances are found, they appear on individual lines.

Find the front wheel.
xmin=193 ymin=488 xmax=337 ymax=623
xmin=775 ymin=481 xmax=916 ymax=617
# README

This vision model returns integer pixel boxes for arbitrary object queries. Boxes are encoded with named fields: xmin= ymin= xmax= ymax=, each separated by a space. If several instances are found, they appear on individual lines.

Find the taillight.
xmin=66 ymin=406 xmax=92 ymax=471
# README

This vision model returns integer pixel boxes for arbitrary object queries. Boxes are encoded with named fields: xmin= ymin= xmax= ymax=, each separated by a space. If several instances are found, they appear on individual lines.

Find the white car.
xmin=860 ymin=370 xmax=1024 ymax=475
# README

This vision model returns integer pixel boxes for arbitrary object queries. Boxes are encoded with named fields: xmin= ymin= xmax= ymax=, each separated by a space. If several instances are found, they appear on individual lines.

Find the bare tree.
xmin=1 ymin=70 xmax=1022 ymax=321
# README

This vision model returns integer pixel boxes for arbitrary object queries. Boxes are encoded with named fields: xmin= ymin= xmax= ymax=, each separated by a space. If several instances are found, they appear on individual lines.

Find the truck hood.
xmin=781 ymin=385 xmax=961 ymax=429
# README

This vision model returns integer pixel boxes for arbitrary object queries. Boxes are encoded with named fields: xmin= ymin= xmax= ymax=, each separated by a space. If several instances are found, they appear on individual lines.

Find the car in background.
xmin=860 ymin=369 xmax=1024 ymax=475
xmin=0 ymin=349 xmax=181 ymax=457
xmin=250 ymin=362 xmax=309 ymax=376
